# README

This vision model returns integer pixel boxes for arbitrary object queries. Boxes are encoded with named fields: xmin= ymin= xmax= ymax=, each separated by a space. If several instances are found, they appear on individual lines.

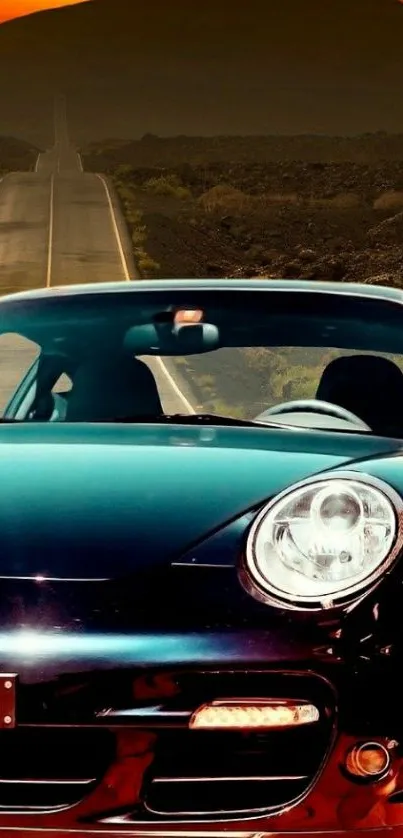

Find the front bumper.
xmin=0 ymin=730 xmax=402 ymax=836
xmin=0 ymin=595 xmax=400 ymax=838
xmin=0 ymin=656 xmax=402 ymax=837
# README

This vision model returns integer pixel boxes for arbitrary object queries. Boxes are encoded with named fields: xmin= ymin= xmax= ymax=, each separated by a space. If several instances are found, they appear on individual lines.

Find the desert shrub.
xmin=308 ymin=192 xmax=361 ymax=208
xmin=131 ymin=225 xmax=147 ymax=246
xmin=199 ymin=184 xmax=251 ymax=213
xmin=137 ymin=252 xmax=161 ymax=277
xmin=373 ymin=191 xmax=403 ymax=210
xmin=262 ymin=192 xmax=300 ymax=205
xmin=144 ymin=174 xmax=191 ymax=199
xmin=115 ymin=163 xmax=135 ymax=177
xmin=125 ymin=208 xmax=143 ymax=225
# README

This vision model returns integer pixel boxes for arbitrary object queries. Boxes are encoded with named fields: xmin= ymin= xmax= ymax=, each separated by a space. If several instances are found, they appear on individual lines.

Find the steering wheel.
xmin=255 ymin=398 xmax=371 ymax=431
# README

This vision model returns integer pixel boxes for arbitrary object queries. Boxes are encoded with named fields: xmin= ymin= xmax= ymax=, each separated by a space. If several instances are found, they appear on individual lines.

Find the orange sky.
xmin=0 ymin=0 xmax=89 ymax=23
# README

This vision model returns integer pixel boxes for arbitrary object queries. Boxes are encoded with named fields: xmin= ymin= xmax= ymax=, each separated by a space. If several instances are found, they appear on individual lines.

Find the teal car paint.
xmin=0 ymin=280 xmax=402 ymax=835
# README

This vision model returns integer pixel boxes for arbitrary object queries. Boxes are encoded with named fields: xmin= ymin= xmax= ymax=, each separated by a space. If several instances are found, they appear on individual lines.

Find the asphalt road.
xmin=0 ymin=99 xmax=193 ymax=415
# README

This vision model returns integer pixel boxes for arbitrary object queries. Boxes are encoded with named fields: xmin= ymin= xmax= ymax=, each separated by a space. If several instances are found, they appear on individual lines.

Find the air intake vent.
xmin=143 ymin=722 xmax=327 ymax=817
xmin=0 ymin=729 xmax=115 ymax=811
xmin=132 ymin=670 xmax=335 ymax=821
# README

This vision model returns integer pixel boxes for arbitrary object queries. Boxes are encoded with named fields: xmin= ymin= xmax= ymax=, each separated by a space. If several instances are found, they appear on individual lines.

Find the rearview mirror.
xmin=172 ymin=322 xmax=220 ymax=353
xmin=123 ymin=322 xmax=220 ymax=355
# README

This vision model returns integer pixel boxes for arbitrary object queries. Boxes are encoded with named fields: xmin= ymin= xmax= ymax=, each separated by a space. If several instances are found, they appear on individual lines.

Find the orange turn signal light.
xmin=345 ymin=742 xmax=391 ymax=780
xmin=189 ymin=699 xmax=319 ymax=730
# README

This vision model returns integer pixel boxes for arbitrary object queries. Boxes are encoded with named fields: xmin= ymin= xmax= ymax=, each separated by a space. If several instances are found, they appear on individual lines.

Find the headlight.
xmin=244 ymin=474 xmax=402 ymax=611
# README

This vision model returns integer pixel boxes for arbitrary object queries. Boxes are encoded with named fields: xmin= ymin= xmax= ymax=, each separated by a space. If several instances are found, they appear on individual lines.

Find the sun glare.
xmin=0 ymin=0 xmax=89 ymax=24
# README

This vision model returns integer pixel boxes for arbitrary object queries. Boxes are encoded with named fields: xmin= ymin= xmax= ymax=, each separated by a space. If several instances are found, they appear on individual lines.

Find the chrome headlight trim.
xmin=241 ymin=471 xmax=403 ymax=612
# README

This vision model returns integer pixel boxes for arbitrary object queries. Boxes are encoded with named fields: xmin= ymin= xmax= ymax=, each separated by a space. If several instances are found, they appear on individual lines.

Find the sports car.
xmin=1 ymin=277 xmax=403 ymax=838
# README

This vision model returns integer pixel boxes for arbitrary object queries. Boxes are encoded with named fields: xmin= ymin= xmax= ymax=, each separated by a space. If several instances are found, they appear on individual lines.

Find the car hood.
xmin=0 ymin=422 xmax=401 ymax=581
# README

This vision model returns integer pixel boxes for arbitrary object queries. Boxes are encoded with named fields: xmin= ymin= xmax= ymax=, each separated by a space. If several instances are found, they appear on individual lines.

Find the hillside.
xmin=83 ymin=134 xmax=403 ymax=168
xmin=0 ymin=136 xmax=40 ymax=174
xmin=82 ymin=134 xmax=403 ymax=285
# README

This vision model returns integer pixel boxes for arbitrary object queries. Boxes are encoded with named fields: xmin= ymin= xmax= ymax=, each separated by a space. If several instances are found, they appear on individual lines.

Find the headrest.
xmin=66 ymin=355 xmax=163 ymax=421
xmin=316 ymin=354 xmax=403 ymax=435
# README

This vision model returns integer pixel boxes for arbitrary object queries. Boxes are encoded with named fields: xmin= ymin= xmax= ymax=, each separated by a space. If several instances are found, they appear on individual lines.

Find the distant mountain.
xmin=0 ymin=0 xmax=403 ymax=144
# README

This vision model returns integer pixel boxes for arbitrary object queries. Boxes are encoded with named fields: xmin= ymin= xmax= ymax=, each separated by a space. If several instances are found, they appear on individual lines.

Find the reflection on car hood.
xmin=0 ymin=422 xmax=400 ymax=581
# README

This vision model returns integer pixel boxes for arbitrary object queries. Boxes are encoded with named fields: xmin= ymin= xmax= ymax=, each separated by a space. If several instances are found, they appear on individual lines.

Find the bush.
xmin=132 ymin=226 xmax=147 ymax=246
xmin=373 ymin=191 xmax=403 ymax=210
xmin=137 ymin=252 xmax=161 ymax=277
xmin=115 ymin=163 xmax=135 ymax=178
xmin=262 ymin=192 xmax=300 ymax=206
xmin=144 ymin=174 xmax=191 ymax=199
xmin=308 ymin=192 xmax=361 ymax=208
xmin=199 ymin=184 xmax=251 ymax=213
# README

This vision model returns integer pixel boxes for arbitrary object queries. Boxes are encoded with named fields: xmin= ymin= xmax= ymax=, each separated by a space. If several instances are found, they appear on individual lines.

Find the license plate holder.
xmin=0 ymin=674 xmax=17 ymax=729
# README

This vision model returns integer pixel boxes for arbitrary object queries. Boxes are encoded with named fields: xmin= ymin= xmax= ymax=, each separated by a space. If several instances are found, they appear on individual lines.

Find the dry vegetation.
xmin=0 ymin=137 xmax=41 ymax=176
xmin=82 ymin=134 xmax=403 ymax=284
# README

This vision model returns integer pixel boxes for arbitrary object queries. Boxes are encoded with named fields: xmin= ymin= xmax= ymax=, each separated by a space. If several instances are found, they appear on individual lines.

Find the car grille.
xmin=144 ymin=725 xmax=322 ymax=817
xmin=0 ymin=728 xmax=115 ymax=811
xmin=4 ymin=669 xmax=334 ymax=822
xmin=124 ymin=669 xmax=335 ymax=822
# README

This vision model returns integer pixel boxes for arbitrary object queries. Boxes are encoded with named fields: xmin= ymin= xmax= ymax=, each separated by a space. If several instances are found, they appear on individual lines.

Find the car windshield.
xmin=1 ymin=284 xmax=403 ymax=437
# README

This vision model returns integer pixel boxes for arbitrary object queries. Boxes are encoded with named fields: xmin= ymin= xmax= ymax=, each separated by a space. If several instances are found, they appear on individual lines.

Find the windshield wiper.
xmin=112 ymin=413 xmax=276 ymax=428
